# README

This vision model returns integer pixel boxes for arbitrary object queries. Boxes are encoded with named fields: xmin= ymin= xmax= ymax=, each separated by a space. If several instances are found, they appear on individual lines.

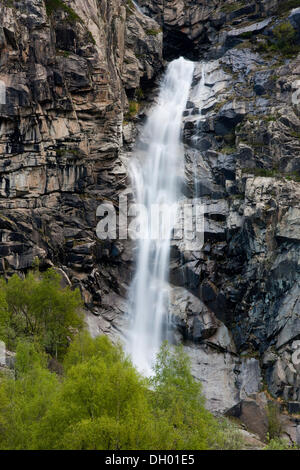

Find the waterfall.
xmin=132 ymin=0 xmax=146 ymax=15
xmin=127 ymin=57 xmax=195 ymax=374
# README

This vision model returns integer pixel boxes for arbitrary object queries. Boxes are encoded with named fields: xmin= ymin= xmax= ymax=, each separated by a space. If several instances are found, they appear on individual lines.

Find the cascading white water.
xmin=127 ymin=57 xmax=195 ymax=374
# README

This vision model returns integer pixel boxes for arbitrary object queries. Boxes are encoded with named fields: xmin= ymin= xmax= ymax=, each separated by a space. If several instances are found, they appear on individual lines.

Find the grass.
xmin=135 ymin=87 xmax=144 ymax=100
xmin=290 ymin=130 xmax=300 ymax=139
xmin=267 ymin=402 xmax=282 ymax=440
xmin=242 ymin=167 xmax=280 ymax=177
xmin=264 ymin=116 xmax=277 ymax=122
xmin=242 ymin=167 xmax=300 ymax=182
xmin=220 ymin=2 xmax=245 ymax=13
xmin=56 ymin=49 xmax=71 ymax=57
xmin=146 ymin=28 xmax=162 ymax=36
xmin=44 ymin=0 xmax=83 ymax=24
xmin=264 ymin=438 xmax=295 ymax=450
xmin=286 ymin=171 xmax=300 ymax=182
xmin=222 ymin=146 xmax=237 ymax=154
xmin=124 ymin=100 xmax=140 ymax=120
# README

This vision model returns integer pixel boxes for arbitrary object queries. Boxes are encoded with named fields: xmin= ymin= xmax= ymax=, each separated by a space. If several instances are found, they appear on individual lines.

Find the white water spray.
xmin=127 ymin=58 xmax=195 ymax=374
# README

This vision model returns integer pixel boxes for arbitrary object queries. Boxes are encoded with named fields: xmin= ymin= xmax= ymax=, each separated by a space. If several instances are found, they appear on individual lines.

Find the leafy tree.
xmin=0 ymin=334 xmax=245 ymax=450
xmin=0 ymin=341 xmax=60 ymax=450
xmin=150 ymin=342 xmax=217 ymax=450
xmin=272 ymin=22 xmax=298 ymax=55
xmin=36 ymin=334 xmax=157 ymax=450
xmin=0 ymin=269 xmax=84 ymax=357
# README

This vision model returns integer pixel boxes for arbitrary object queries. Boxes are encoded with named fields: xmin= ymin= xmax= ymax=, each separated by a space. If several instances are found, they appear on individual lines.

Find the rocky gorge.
xmin=1 ymin=0 xmax=300 ymax=445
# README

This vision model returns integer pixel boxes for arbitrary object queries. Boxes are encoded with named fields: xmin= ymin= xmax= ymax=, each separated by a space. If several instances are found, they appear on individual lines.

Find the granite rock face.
xmin=0 ymin=0 xmax=162 ymax=334
xmin=1 ymin=0 xmax=300 ymax=426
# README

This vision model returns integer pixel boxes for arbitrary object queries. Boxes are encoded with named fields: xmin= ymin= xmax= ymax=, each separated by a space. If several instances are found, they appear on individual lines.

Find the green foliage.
xmin=256 ymin=21 xmax=300 ymax=57
xmin=125 ymin=100 xmax=140 ymax=120
xmin=273 ymin=22 xmax=297 ymax=51
xmin=286 ymin=170 xmax=300 ymax=182
xmin=38 ymin=337 xmax=153 ymax=450
xmin=242 ymin=167 xmax=280 ymax=178
xmin=220 ymin=2 xmax=245 ymax=13
xmin=14 ymin=340 xmax=48 ymax=376
xmin=210 ymin=418 xmax=244 ymax=450
xmin=150 ymin=342 xmax=221 ymax=450
xmin=222 ymin=146 xmax=237 ymax=154
xmin=277 ymin=0 xmax=300 ymax=16
xmin=44 ymin=0 xmax=83 ymax=24
xmin=0 ymin=268 xmax=84 ymax=357
xmin=0 ymin=342 xmax=60 ymax=450
xmin=267 ymin=402 xmax=282 ymax=440
xmin=239 ymin=22 xmax=300 ymax=58
xmin=146 ymin=29 xmax=162 ymax=36
xmin=86 ymin=30 xmax=96 ymax=45
xmin=135 ymin=87 xmax=144 ymax=101
xmin=264 ymin=438 xmax=294 ymax=450
xmin=0 ymin=335 xmax=241 ymax=450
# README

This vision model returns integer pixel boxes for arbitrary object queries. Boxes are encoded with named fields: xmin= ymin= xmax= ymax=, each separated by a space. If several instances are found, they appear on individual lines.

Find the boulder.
xmin=226 ymin=393 xmax=269 ymax=441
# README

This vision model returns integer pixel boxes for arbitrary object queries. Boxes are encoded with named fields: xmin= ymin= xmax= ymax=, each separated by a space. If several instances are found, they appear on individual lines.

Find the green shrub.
xmin=44 ymin=0 xmax=83 ymax=24
xmin=273 ymin=22 xmax=296 ymax=46
xmin=0 ymin=341 xmax=60 ymax=450
xmin=0 ymin=336 xmax=244 ymax=450
xmin=264 ymin=438 xmax=293 ymax=450
xmin=242 ymin=167 xmax=280 ymax=178
xmin=271 ymin=22 xmax=300 ymax=56
xmin=125 ymin=100 xmax=140 ymax=120
xmin=210 ymin=418 xmax=244 ymax=450
xmin=220 ymin=2 xmax=245 ymax=13
xmin=267 ymin=402 xmax=282 ymax=440
xmin=146 ymin=28 xmax=162 ymax=36
xmin=0 ymin=268 xmax=84 ymax=358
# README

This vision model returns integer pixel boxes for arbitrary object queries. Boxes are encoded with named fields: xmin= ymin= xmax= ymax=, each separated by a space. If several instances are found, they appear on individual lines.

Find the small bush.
xmin=271 ymin=22 xmax=300 ymax=56
xmin=273 ymin=22 xmax=296 ymax=47
xmin=220 ymin=2 xmax=245 ymax=13
xmin=242 ymin=167 xmax=280 ymax=178
xmin=0 ymin=268 xmax=84 ymax=358
xmin=0 ymin=337 xmax=244 ymax=450
xmin=210 ymin=418 xmax=244 ymax=450
xmin=125 ymin=100 xmax=140 ymax=120
xmin=44 ymin=0 xmax=83 ymax=24
xmin=267 ymin=402 xmax=282 ymax=440
xmin=264 ymin=438 xmax=293 ymax=450
xmin=146 ymin=29 xmax=162 ymax=36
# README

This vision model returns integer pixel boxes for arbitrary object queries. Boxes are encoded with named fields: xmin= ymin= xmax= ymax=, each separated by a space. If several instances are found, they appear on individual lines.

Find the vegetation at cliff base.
xmin=0 ymin=268 xmax=243 ymax=450
xmin=0 ymin=331 xmax=243 ymax=450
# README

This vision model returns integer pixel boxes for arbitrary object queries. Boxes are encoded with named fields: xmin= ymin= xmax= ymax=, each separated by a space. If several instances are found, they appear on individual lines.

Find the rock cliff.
xmin=0 ymin=0 xmax=162 ymax=332
xmin=1 ymin=0 xmax=300 ymax=439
